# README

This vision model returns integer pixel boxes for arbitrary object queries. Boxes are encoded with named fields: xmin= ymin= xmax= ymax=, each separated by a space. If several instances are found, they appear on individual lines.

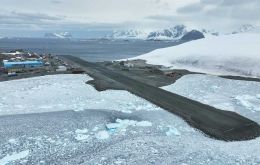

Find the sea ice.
xmin=0 ymin=150 xmax=29 ymax=165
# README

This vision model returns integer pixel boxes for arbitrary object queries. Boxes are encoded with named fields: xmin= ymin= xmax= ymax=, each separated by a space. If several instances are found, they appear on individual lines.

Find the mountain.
xmin=108 ymin=30 xmax=148 ymax=40
xmin=132 ymin=33 xmax=260 ymax=78
xmin=201 ymin=29 xmax=219 ymax=36
xmin=147 ymin=25 xmax=187 ymax=40
xmin=44 ymin=32 xmax=72 ymax=39
xmin=181 ymin=30 xmax=205 ymax=41
xmin=109 ymin=25 xmax=190 ymax=41
xmin=108 ymin=24 xmax=259 ymax=41
xmin=232 ymin=24 xmax=256 ymax=34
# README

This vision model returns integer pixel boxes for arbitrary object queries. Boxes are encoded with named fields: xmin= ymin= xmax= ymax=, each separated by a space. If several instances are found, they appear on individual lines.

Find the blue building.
xmin=3 ymin=60 xmax=44 ymax=72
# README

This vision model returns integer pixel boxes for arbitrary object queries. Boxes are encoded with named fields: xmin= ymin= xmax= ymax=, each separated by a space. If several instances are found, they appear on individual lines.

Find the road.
xmin=62 ymin=55 xmax=260 ymax=141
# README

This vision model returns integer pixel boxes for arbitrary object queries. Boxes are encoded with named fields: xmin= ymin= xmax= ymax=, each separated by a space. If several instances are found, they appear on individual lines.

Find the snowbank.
xmin=133 ymin=33 xmax=260 ymax=77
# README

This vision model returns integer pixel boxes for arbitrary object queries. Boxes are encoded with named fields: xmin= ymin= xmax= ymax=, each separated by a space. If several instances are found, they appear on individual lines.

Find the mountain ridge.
xmin=108 ymin=24 xmax=257 ymax=41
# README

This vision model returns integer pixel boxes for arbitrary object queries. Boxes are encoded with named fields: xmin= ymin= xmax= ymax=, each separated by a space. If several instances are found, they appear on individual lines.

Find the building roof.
xmin=3 ymin=60 xmax=43 ymax=68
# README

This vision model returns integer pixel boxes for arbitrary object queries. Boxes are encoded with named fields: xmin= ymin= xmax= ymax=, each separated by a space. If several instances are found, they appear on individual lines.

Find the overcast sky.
xmin=0 ymin=0 xmax=260 ymax=37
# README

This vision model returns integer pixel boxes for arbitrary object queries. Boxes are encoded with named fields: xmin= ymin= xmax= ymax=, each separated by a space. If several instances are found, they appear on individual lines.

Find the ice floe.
xmin=95 ymin=131 xmax=110 ymax=140
xmin=106 ymin=119 xmax=152 ymax=133
xmin=0 ymin=150 xmax=29 ymax=165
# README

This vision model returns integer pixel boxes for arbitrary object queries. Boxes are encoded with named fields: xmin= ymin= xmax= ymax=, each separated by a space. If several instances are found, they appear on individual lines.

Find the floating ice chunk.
xmin=75 ymin=134 xmax=89 ymax=141
xmin=106 ymin=123 xmax=121 ymax=132
xmin=95 ymin=131 xmax=110 ymax=140
xmin=0 ymin=150 xmax=29 ymax=165
xmin=8 ymin=139 xmax=18 ymax=144
xmin=92 ymin=126 xmax=99 ymax=132
xmin=136 ymin=121 xmax=152 ymax=127
xmin=75 ymin=128 xmax=88 ymax=134
xmin=106 ymin=119 xmax=152 ymax=132
xmin=166 ymin=127 xmax=181 ymax=136
xmin=256 ymin=94 xmax=260 ymax=99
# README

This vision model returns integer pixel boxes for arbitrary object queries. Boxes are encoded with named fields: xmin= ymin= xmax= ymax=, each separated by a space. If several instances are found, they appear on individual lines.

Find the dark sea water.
xmin=0 ymin=38 xmax=180 ymax=62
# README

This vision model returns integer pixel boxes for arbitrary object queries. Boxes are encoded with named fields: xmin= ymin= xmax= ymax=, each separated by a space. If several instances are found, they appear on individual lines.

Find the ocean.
xmin=0 ymin=38 xmax=180 ymax=62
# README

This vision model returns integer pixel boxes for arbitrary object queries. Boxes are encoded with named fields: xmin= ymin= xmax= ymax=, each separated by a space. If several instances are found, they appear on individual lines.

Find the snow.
xmin=162 ymin=74 xmax=260 ymax=123
xmin=0 ymin=150 xmax=29 ymax=165
xmin=0 ymin=74 xmax=162 ymax=116
xmin=133 ymin=33 xmax=260 ymax=77
xmin=235 ymin=95 xmax=260 ymax=112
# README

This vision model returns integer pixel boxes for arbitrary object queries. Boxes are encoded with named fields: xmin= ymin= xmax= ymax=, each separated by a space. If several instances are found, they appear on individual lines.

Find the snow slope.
xmin=162 ymin=74 xmax=260 ymax=124
xmin=133 ymin=33 xmax=260 ymax=77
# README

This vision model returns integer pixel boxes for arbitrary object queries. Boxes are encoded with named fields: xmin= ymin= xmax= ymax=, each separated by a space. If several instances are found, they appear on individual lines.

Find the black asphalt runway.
xmin=62 ymin=55 xmax=260 ymax=141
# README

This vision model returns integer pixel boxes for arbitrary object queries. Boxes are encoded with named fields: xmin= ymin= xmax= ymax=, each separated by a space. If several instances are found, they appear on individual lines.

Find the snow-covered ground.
xmin=162 ymin=74 xmax=260 ymax=124
xmin=132 ymin=33 xmax=260 ymax=77
xmin=1 ymin=74 xmax=260 ymax=164
xmin=0 ymin=74 xmax=161 ymax=116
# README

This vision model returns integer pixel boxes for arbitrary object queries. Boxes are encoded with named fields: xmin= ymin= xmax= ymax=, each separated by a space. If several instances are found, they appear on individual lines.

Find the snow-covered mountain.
xmin=201 ymin=29 xmax=220 ymax=36
xmin=131 ymin=33 xmax=260 ymax=78
xmin=108 ymin=24 xmax=259 ymax=40
xmin=109 ymin=25 xmax=191 ymax=41
xmin=232 ymin=24 xmax=256 ymax=34
xmin=108 ymin=30 xmax=148 ymax=40
xmin=147 ymin=25 xmax=187 ymax=40
xmin=44 ymin=32 xmax=72 ymax=39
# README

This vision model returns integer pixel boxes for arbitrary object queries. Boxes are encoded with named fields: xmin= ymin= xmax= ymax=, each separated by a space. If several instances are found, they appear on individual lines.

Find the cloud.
xmin=173 ymin=0 xmax=260 ymax=30
xmin=51 ymin=0 xmax=61 ymax=4
xmin=177 ymin=3 xmax=204 ymax=13
xmin=0 ymin=11 xmax=63 ymax=25
xmin=0 ymin=0 xmax=259 ymax=36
